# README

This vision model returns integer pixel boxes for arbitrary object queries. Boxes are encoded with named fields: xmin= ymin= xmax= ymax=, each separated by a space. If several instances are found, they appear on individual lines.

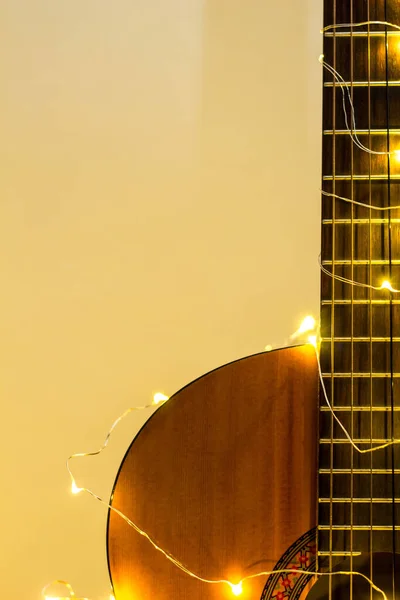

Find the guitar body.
xmin=107 ymin=345 xmax=319 ymax=599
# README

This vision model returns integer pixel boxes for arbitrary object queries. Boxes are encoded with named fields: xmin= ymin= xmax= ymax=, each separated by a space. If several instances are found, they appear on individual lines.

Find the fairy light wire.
xmin=319 ymin=21 xmax=400 ymax=159
xmin=65 ymin=333 xmax=394 ymax=597
xmin=318 ymin=254 xmax=400 ymax=293
xmin=322 ymin=20 xmax=400 ymax=34
xmin=321 ymin=188 xmax=400 ymax=211
xmin=66 ymin=400 xmax=168 ymax=493
xmin=319 ymin=56 xmax=392 ymax=157
xmin=41 ymin=580 xmax=89 ymax=600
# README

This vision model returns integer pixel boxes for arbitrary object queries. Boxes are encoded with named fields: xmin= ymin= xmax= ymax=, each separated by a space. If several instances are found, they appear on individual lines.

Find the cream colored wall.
xmin=0 ymin=1 xmax=322 ymax=598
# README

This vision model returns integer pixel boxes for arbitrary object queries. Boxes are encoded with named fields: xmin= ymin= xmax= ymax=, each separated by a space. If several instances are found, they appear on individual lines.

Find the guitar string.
xmin=328 ymin=2 xmax=337 ymax=589
xmin=366 ymin=6 xmax=375 ymax=591
xmin=349 ymin=4 xmax=355 ymax=592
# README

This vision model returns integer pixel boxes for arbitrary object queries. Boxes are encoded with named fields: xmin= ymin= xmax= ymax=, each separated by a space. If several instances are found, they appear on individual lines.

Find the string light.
xmin=67 ymin=395 xmax=168 ymax=494
xmin=291 ymin=315 xmax=317 ymax=340
xmin=322 ymin=20 xmax=400 ymax=34
xmin=313 ymin=344 xmax=400 ymax=454
xmin=153 ymin=392 xmax=169 ymax=404
xmin=318 ymin=55 xmax=395 ymax=157
xmin=229 ymin=581 xmax=243 ymax=596
xmin=41 ymin=580 xmax=89 ymax=600
xmin=308 ymin=334 xmax=318 ymax=348
xmin=319 ymin=256 xmax=400 ymax=293
xmin=65 ymin=342 xmax=392 ymax=597
xmin=319 ymin=45 xmax=400 ymax=160
xmin=321 ymin=189 xmax=400 ymax=211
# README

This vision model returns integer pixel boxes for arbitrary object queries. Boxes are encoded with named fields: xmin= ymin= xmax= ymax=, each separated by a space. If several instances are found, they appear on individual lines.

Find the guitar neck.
xmin=318 ymin=0 xmax=400 ymax=565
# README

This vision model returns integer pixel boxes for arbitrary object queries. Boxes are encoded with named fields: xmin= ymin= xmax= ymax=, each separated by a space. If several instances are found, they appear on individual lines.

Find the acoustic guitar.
xmin=107 ymin=0 xmax=400 ymax=597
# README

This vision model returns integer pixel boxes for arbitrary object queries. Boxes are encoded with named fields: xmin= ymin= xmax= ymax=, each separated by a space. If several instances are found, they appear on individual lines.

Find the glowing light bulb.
xmin=298 ymin=315 xmax=316 ymax=334
xmin=394 ymin=149 xmax=400 ymax=162
xmin=153 ymin=392 xmax=169 ymax=404
xmin=291 ymin=315 xmax=317 ymax=340
xmin=308 ymin=335 xmax=317 ymax=348
xmin=229 ymin=581 xmax=243 ymax=596
xmin=380 ymin=280 xmax=395 ymax=292
xmin=71 ymin=480 xmax=82 ymax=494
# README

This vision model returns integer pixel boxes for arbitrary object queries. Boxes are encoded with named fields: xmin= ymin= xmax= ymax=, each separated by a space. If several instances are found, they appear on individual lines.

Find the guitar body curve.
xmin=107 ymin=345 xmax=319 ymax=599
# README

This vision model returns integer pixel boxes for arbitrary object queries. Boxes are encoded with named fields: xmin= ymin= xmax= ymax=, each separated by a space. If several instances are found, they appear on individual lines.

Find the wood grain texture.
xmin=107 ymin=345 xmax=318 ymax=600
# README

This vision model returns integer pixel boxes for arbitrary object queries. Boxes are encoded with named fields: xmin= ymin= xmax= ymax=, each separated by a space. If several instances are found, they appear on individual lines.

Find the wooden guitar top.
xmin=107 ymin=344 xmax=318 ymax=599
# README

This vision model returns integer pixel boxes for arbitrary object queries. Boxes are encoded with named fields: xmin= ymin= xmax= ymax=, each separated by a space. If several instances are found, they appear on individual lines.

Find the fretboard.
xmin=319 ymin=0 xmax=400 ymax=567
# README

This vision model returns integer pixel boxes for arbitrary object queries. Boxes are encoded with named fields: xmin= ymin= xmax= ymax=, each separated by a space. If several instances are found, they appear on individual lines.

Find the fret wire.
xmin=324 ymin=129 xmax=400 ymax=134
xmin=322 ymin=220 xmax=400 ymax=224
xmin=321 ymin=373 xmax=400 ymax=377
xmin=320 ymin=406 xmax=400 ymax=411
xmin=320 ymin=438 xmax=396 ymax=443
xmin=324 ymin=81 xmax=400 ymax=87
xmin=323 ymin=174 xmax=400 ymax=180
xmin=319 ymin=498 xmax=400 ymax=503
xmin=321 ymin=337 xmax=400 ymax=341
xmin=322 ymin=259 xmax=400 ymax=264
xmin=319 ymin=468 xmax=400 ymax=474
xmin=319 ymin=525 xmax=400 ymax=530
xmin=318 ymin=552 xmax=362 ymax=556
xmin=321 ymin=299 xmax=400 ymax=304
xmin=324 ymin=31 xmax=400 ymax=37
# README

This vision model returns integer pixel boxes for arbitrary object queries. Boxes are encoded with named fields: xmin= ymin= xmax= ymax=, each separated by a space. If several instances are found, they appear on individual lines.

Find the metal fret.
xmin=321 ymin=336 xmax=400 ymax=341
xmin=318 ymin=551 xmax=362 ymax=556
xmin=323 ymin=174 xmax=400 ymax=180
xmin=324 ymin=31 xmax=400 ymax=38
xmin=321 ymin=299 xmax=400 ymax=305
xmin=322 ymin=219 xmax=398 ymax=224
xmin=321 ymin=373 xmax=400 ymax=378
xmin=319 ymin=498 xmax=400 ymax=503
xmin=320 ymin=406 xmax=400 ymax=411
xmin=320 ymin=438 xmax=395 ymax=443
xmin=324 ymin=81 xmax=400 ymax=87
xmin=324 ymin=128 xmax=400 ymax=135
xmin=322 ymin=259 xmax=400 ymax=264
xmin=319 ymin=525 xmax=400 ymax=530
xmin=319 ymin=468 xmax=400 ymax=474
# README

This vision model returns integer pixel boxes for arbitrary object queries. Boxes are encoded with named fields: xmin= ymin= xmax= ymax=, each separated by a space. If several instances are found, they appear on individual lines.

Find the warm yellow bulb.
xmin=229 ymin=581 xmax=243 ymax=596
xmin=153 ymin=392 xmax=169 ymax=404
xmin=394 ymin=149 xmax=400 ymax=162
xmin=308 ymin=335 xmax=317 ymax=348
xmin=71 ymin=480 xmax=82 ymax=494
xmin=298 ymin=315 xmax=316 ymax=334
xmin=380 ymin=280 xmax=395 ymax=292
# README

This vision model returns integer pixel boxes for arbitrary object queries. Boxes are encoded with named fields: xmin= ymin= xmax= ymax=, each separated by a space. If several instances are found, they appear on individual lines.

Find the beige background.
xmin=0 ymin=1 xmax=322 ymax=599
